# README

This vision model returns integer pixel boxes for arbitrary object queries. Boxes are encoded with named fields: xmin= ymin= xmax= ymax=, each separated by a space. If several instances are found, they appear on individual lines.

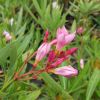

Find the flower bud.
xmin=5 ymin=33 xmax=12 ymax=42
xmin=43 ymin=30 xmax=49 ymax=42
xmin=35 ymin=43 xmax=51 ymax=62
xmin=66 ymin=47 xmax=78 ymax=55
xmin=76 ymin=27 xmax=84 ymax=35
xmin=3 ymin=30 xmax=9 ymax=36
xmin=49 ymin=65 xmax=78 ymax=78
xmin=48 ymin=50 xmax=56 ymax=62
xmin=52 ymin=1 xmax=59 ymax=9
xmin=80 ymin=59 xmax=84 ymax=69
xmin=51 ymin=57 xmax=68 ymax=68
xmin=9 ymin=18 xmax=14 ymax=26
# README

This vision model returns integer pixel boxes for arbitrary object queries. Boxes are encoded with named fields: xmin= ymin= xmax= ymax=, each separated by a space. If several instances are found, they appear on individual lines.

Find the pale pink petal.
xmin=65 ymin=34 xmax=75 ymax=44
xmin=56 ymin=26 xmax=74 ymax=51
xmin=50 ymin=39 xmax=57 ymax=45
xmin=61 ymin=26 xmax=69 ymax=35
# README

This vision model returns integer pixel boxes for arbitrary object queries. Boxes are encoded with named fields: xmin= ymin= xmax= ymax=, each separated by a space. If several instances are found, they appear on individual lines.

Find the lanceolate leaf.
xmin=86 ymin=68 xmax=100 ymax=100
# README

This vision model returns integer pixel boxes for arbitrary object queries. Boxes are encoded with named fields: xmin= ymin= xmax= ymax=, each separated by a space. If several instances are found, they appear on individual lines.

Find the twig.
xmin=14 ymin=51 xmax=37 ymax=80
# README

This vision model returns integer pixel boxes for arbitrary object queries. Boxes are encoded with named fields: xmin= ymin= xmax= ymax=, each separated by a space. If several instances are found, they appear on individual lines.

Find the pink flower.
xmin=3 ymin=30 xmax=9 ymax=36
xmin=80 ymin=59 xmax=84 ymax=69
xmin=49 ymin=65 xmax=78 ymax=78
xmin=35 ymin=43 xmax=51 ymax=62
xmin=56 ymin=26 xmax=75 ymax=51
xmin=3 ymin=30 xmax=12 ymax=42
xmin=76 ymin=27 xmax=84 ymax=35
xmin=5 ymin=33 xmax=12 ymax=42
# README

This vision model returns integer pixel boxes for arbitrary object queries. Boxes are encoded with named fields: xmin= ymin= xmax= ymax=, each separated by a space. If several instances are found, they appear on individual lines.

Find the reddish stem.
xmin=14 ymin=51 xmax=37 ymax=80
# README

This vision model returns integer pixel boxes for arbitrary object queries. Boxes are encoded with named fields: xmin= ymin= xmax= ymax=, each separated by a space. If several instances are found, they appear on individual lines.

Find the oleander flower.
xmin=56 ymin=26 xmax=75 ymax=51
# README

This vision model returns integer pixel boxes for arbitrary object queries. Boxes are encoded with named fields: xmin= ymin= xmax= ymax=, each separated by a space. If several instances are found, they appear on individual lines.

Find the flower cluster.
xmin=33 ymin=26 xmax=78 ymax=78
xmin=14 ymin=26 xmax=79 ymax=80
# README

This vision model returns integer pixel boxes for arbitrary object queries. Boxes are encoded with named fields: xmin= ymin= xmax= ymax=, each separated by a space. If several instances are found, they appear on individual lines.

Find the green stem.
xmin=1 ymin=79 xmax=14 ymax=91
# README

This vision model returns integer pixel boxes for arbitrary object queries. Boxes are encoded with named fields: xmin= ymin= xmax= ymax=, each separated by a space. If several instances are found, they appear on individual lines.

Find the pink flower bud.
xmin=48 ymin=50 xmax=56 ymax=62
xmin=51 ymin=57 xmax=68 ymax=68
xmin=43 ymin=30 xmax=49 ymax=42
xmin=56 ymin=26 xmax=75 ymax=51
xmin=66 ymin=47 xmax=78 ymax=55
xmin=35 ymin=43 xmax=51 ymax=62
xmin=50 ymin=65 xmax=78 ymax=78
xmin=5 ymin=34 xmax=12 ymax=42
xmin=76 ymin=27 xmax=84 ymax=35
xmin=80 ymin=59 xmax=84 ymax=69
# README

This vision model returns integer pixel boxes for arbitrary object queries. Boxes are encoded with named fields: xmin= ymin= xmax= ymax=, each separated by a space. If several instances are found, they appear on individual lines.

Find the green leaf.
xmin=18 ymin=33 xmax=33 ymax=57
xmin=19 ymin=90 xmax=41 ymax=100
xmin=86 ymin=68 xmax=100 ymax=100
xmin=32 ymin=0 xmax=42 ymax=17
xmin=0 ymin=42 xmax=17 ymax=69
xmin=16 ymin=8 xmax=23 ymax=32
xmin=70 ymin=20 xmax=76 ymax=33
xmin=69 ymin=60 xmax=90 ymax=93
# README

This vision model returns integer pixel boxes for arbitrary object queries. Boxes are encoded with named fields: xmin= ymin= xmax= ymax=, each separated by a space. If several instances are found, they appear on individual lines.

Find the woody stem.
xmin=16 ymin=68 xmax=46 ymax=80
xmin=14 ymin=51 xmax=37 ymax=80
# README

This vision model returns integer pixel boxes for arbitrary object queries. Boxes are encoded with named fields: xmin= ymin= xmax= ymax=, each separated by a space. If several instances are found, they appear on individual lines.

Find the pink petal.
xmin=65 ymin=34 xmax=75 ymax=44
xmin=50 ymin=39 xmax=57 ymax=45
xmin=61 ymin=26 xmax=69 ymax=35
